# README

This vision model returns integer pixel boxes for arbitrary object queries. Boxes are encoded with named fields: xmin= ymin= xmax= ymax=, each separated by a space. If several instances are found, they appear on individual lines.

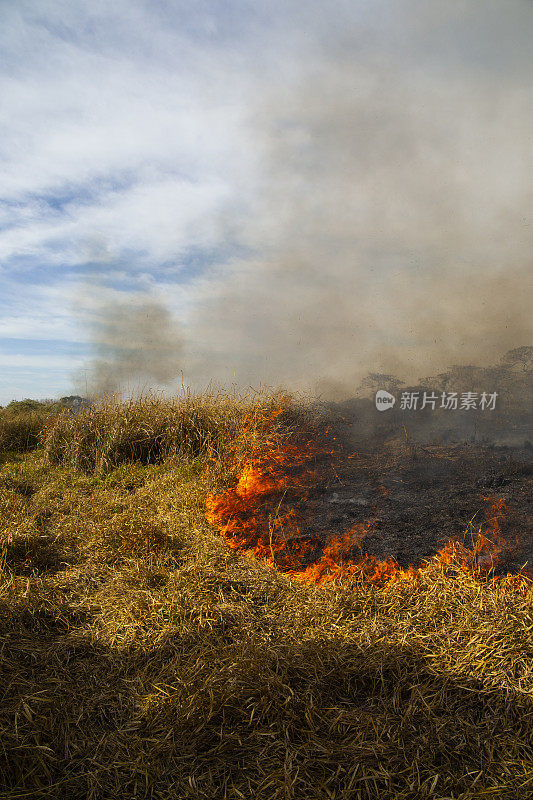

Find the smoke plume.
xmin=75 ymin=287 xmax=184 ymax=397
xmin=181 ymin=0 xmax=533 ymax=397
xmin=73 ymin=2 xmax=533 ymax=398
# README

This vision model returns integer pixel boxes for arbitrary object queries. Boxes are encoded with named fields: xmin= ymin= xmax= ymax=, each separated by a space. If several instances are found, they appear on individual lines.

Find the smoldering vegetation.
xmin=3 ymin=3 xmax=533 ymax=797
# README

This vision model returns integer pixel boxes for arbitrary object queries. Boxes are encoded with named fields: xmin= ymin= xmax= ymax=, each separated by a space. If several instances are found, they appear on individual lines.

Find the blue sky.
xmin=0 ymin=0 xmax=263 ymax=401
xmin=1 ymin=0 xmax=532 ymax=403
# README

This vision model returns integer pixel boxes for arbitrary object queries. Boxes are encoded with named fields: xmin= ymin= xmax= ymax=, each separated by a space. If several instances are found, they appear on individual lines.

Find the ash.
xmin=303 ymin=434 xmax=532 ymax=575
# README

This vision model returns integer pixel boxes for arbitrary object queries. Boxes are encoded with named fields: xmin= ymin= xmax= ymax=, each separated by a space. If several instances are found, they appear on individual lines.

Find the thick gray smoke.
xmin=181 ymin=0 xmax=533 ymax=398
xmin=75 ymin=287 xmax=184 ymax=397
xmin=75 ymin=1 xmax=533 ymax=398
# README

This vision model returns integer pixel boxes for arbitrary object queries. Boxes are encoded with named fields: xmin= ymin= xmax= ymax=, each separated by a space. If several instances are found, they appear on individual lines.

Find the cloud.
xmin=0 ymin=353 xmax=77 ymax=369
xmin=0 ymin=1 xmax=260 ymax=276
xmin=1 ymin=0 xmax=533 ymax=400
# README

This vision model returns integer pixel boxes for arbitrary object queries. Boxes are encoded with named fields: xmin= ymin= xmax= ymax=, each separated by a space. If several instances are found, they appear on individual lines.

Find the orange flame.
xmin=206 ymin=410 xmax=529 ymax=591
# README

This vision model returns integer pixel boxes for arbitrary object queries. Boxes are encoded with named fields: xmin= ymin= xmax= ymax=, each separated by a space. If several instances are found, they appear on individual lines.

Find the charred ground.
xmin=304 ymin=435 xmax=533 ymax=575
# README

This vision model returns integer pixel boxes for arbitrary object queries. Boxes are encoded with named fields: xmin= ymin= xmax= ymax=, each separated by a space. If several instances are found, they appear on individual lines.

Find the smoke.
xmin=180 ymin=0 xmax=533 ymax=397
xmin=75 ymin=284 xmax=184 ymax=397
xmin=71 ymin=1 xmax=533 ymax=398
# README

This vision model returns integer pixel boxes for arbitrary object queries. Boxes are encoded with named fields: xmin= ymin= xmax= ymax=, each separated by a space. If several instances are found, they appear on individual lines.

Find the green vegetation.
xmin=0 ymin=393 xmax=532 ymax=799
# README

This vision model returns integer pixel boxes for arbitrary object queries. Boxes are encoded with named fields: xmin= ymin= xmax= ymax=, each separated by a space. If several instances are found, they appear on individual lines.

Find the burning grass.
xmin=0 ymin=391 xmax=532 ymax=798
xmin=206 ymin=408 xmax=529 ymax=588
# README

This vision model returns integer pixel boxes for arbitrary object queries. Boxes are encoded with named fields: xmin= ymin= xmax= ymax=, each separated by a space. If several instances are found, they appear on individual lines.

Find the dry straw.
xmin=0 ymin=391 xmax=532 ymax=799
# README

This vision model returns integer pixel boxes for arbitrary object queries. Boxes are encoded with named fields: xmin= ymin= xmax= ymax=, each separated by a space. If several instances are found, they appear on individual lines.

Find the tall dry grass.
xmin=42 ymin=389 xmax=308 ymax=475
xmin=0 ymin=404 xmax=55 ymax=454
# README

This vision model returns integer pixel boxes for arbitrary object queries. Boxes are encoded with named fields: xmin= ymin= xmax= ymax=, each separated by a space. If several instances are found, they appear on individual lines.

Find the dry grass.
xmin=0 ymin=408 xmax=51 ymax=454
xmin=0 ymin=392 xmax=532 ymax=799
xmin=42 ymin=389 xmax=305 ymax=476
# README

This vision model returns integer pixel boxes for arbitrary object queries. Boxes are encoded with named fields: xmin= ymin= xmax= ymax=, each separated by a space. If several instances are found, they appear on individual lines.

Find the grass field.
xmin=0 ymin=393 xmax=532 ymax=799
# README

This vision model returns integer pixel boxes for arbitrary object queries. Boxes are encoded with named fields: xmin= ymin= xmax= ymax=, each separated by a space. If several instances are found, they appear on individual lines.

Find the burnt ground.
xmin=300 ymin=437 xmax=533 ymax=576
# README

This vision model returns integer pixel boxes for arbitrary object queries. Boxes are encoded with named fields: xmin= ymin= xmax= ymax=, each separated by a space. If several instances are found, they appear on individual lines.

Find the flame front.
xmin=206 ymin=410 xmax=527 ymax=590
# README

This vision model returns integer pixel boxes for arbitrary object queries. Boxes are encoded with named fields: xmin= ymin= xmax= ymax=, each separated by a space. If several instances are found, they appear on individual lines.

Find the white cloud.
xmin=0 ymin=353 xmax=78 ymax=369
xmin=1 ymin=0 xmax=533 ymax=399
xmin=0 ymin=2 xmax=262 ymax=273
xmin=0 ymin=176 xmax=237 ymax=266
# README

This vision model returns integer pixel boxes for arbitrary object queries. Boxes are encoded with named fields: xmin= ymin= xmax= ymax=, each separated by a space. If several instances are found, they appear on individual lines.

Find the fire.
xmin=206 ymin=409 xmax=529 ymax=590
xmin=206 ymin=431 xmax=323 ymax=571
xmin=474 ymin=496 xmax=511 ymax=566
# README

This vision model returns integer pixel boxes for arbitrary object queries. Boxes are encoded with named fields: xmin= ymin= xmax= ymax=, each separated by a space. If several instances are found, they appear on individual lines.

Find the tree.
xmin=501 ymin=346 xmax=533 ymax=374
xmin=357 ymin=372 xmax=403 ymax=397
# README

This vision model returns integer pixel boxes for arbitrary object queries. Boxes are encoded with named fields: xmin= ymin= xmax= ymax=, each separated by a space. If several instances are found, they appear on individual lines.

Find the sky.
xmin=1 ymin=0 xmax=532 ymax=404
